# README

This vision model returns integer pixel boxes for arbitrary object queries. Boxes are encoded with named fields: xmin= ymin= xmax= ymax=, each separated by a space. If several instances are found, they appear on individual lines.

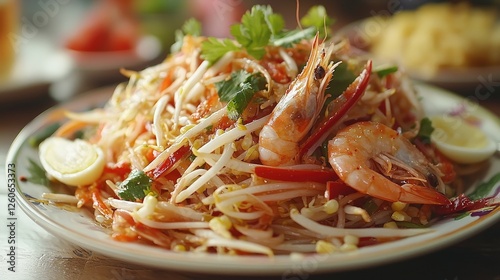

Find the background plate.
xmin=335 ymin=19 xmax=500 ymax=94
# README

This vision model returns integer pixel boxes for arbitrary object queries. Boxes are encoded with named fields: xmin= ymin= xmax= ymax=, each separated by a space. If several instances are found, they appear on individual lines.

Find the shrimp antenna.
xmin=295 ymin=0 xmax=302 ymax=30
xmin=323 ymin=16 xmax=328 ymax=40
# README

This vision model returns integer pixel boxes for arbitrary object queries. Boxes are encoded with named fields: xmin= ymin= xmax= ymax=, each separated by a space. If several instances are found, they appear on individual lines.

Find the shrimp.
xmin=328 ymin=121 xmax=450 ymax=205
xmin=259 ymin=35 xmax=338 ymax=166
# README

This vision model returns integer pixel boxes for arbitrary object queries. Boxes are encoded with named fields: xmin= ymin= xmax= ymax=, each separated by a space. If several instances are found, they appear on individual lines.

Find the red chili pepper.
xmin=299 ymin=60 xmax=372 ymax=158
xmin=254 ymin=165 xmax=338 ymax=183
xmin=358 ymin=237 xmax=379 ymax=247
xmin=325 ymin=180 xmax=356 ymax=200
xmin=433 ymin=194 xmax=489 ymax=216
xmin=149 ymin=145 xmax=190 ymax=180
xmin=104 ymin=162 xmax=131 ymax=178
xmin=435 ymin=149 xmax=457 ymax=184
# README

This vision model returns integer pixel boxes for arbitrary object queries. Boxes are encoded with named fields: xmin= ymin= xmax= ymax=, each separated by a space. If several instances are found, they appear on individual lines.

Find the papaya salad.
xmin=35 ymin=6 xmax=499 ymax=256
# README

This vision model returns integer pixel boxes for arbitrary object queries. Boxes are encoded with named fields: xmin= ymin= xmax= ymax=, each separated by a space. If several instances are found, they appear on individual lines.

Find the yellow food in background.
xmin=370 ymin=3 xmax=500 ymax=77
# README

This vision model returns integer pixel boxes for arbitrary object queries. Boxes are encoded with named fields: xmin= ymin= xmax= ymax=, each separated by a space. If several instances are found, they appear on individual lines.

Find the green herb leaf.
xmin=374 ymin=65 xmax=398 ymax=78
xmin=29 ymin=123 xmax=60 ymax=148
xmin=230 ymin=6 xmax=272 ymax=60
xmin=215 ymin=70 xmax=267 ymax=120
xmin=395 ymin=221 xmax=427 ymax=228
xmin=171 ymin=18 xmax=202 ymax=53
xmin=300 ymin=5 xmax=334 ymax=38
xmin=117 ymin=169 xmax=153 ymax=202
xmin=363 ymin=199 xmax=380 ymax=215
xmin=417 ymin=117 xmax=434 ymax=144
xmin=272 ymin=27 xmax=316 ymax=47
xmin=182 ymin=18 xmax=202 ymax=36
xmin=200 ymin=5 xmax=333 ymax=62
xmin=468 ymin=172 xmax=500 ymax=200
xmin=27 ymin=158 xmax=50 ymax=186
xmin=261 ymin=5 xmax=285 ymax=37
xmin=200 ymin=37 xmax=240 ymax=65
xmin=226 ymin=83 xmax=256 ymax=120
xmin=325 ymin=62 xmax=357 ymax=99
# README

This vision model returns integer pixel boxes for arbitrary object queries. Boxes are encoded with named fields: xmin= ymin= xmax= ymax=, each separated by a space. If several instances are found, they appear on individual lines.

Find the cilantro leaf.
xmin=182 ymin=18 xmax=202 ymax=36
xmin=325 ymin=62 xmax=357 ymax=99
xmin=215 ymin=70 xmax=267 ymax=120
xmin=272 ymin=27 xmax=316 ymax=47
xmin=230 ymin=6 xmax=272 ymax=60
xmin=27 ymin=158 xmax=50 ymax=186
xmin=300 ymin=5 xmax=334 ymax=38
xmin=261 ymin=5 xmax=285 ymax=37
xmin=201 ymin=37 xmax=240 ymax=65
xmin=417 ymin=117 xmax=434 ymax=143
xmin=117 ymin=169 xmax=153 ymax=202
xmin=200 ymin=5 xmax=333 ymax=62
xmin=171 ymin=18 xmax=202 ymax=53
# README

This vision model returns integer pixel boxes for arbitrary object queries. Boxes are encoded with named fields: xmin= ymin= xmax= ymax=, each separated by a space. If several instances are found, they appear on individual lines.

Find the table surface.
xmin=1 ymin=83 xmax=500 ymax=280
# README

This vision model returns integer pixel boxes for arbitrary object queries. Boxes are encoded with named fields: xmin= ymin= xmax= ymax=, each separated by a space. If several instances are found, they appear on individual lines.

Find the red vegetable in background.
xmin=65 ymin=0 xmax=139 ymax=52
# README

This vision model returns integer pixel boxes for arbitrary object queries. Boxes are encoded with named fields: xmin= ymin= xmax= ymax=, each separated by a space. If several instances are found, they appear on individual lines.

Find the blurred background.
xmin=0 ymin=0 xmax=498 ymax=105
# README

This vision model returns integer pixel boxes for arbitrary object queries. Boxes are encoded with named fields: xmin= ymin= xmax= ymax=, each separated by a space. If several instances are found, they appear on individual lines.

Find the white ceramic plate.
xmin=7 ymin=84 xmax=500 ymax=275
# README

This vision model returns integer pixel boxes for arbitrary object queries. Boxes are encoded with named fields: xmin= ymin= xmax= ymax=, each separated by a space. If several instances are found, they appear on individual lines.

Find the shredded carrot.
xmin=54 ymin=120 xmax=88 ymax=138
xmin=90 ymin=183 xmax=114 ymax=219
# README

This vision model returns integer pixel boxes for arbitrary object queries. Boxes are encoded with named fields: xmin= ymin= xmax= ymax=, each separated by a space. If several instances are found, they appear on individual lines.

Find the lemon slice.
xmin=430 ymin=116 xmax=497 ymax=164
xmin=39 ymin=137 xmax=105 ymax=186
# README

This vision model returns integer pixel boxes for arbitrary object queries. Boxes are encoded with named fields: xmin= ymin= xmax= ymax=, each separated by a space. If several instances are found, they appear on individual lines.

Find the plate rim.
xmin=7 ymin=84 xmax=500 ymax=275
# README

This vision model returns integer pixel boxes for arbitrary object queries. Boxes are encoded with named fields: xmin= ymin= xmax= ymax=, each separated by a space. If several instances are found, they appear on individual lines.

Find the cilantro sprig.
xmin=230 ymin=6 xmax=275 ymax=60
xmin=117 ymin=169 xmax=154 ymax=202
xmin=200 ymin=38 xmax=240 ymax=66
xmin=201 ymin=5 xmax=334 ymax=64
xmin=215 ymin=70 xmax=267 ymax=120
xmin=417 ymin=117 xmax=435 ymax=143
xmin=300 ymin=5 xmax=334 ymax=38
xmin=171 ymin=18 xmax=202 ymax=53
xmin=27 ymin=158 xmax=50 ymax=186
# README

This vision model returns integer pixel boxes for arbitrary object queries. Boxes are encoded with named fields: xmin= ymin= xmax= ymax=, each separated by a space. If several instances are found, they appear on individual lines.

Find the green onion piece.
xmin=374 ymin=65 xmax=398 ymax=78
xmin=29 ymin=122 xmax=60 ymax=147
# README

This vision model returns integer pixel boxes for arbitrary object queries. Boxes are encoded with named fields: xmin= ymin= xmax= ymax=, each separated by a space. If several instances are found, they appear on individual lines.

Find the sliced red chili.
xmin=325 ymin=180 xmax=356 ymax=200
xmin=149 ymin=145 xmax=190 ymax=180
xmin=104 ymin=162 xmax=131 ymax=178
xmin=254 ymin=165 xmax=338 ymax=183
xmin=299 ymin=60 xmax=372 ymax=158
xmin=433 ymin=194 xmax=489 ymax=216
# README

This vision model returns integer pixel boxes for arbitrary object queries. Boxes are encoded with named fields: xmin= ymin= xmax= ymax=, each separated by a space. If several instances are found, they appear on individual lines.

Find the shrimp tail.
xmin=400 ymin=184 xmax=450 ymax=205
